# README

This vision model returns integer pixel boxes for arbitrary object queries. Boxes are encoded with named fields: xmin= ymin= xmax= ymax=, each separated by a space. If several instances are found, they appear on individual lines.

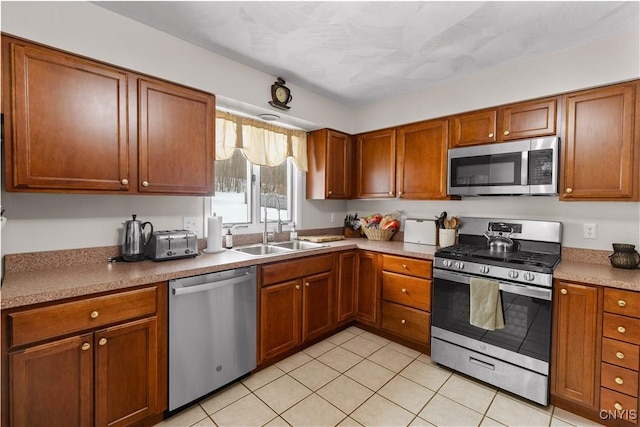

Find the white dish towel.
xmin=469 ymin=277 xmax=505 ymax=331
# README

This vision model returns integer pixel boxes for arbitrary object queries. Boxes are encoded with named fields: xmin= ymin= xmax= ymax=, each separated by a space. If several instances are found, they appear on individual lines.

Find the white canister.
xmin=439 ymin=229 xmax=457 ymax=247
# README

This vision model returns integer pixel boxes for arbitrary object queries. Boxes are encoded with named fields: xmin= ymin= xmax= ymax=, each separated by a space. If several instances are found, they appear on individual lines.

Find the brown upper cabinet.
xmin=306 ymin=129 xmax=353 ymax=199
xmin=2 ymin=35 xmax=215 ymax=196
xmin=561 ymin=82 xmax=638 ymax=201
xmin=356 ymin=128 xmax=397 ymax=198
xmin=396 ymin=119 xmax=455 ymax=200
xmin=450 ymin=98 xmax=558 ymax=148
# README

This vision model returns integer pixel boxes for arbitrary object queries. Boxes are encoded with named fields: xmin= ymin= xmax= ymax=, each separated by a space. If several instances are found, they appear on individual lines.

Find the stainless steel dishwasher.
xmin=168 ymin=265 xmax=257 ymax=411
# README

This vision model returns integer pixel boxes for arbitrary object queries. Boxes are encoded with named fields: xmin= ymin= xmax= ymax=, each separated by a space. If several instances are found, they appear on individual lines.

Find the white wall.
xmin=1 ymin=1 xmax=638 ymax=255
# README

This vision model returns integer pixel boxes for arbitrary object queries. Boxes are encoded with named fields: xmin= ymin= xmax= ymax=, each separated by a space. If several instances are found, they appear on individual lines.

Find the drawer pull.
xmin=81 ymin=343 xmax=91 ymax=351
xmin=402 ymin=264 xmax=408 ymax=269
xmin=401 ymin=319 xmax=406 ymax=324
xmin=121 ymin=178 xmax=129 ymax=185
xmin=305 ymin=282 xmax=310 ymax=287
xmin=615 ymin=377 xmax=624 ymax=385
xmin=90 ymin=311 xmax=99 ymax=319
xmin=401 ymin=288 xmax=408 ymax=294
xmin=142 ymin=181 xmax=149 ymax=187
xmin=617 ymin=326 xmax=626 ymax=334
xmin=99 ymin=338 xmax=107 ymax=346
xmin=295 ymin=285 xmax=300 ymax=290
xmin=560 ymin=289 xmax=568 ymax=295
xmin=618 ymin=300 xmax=627 ymax=307
xmin=616 ymin=352 xmax=625 ymax=359
xmin=565 ymin=188 xmax=573 ymax=194
xmin=504 ymin=130 xmax=510 ymax=136
xmin=614 ymin=403 xmax=623 ymax=411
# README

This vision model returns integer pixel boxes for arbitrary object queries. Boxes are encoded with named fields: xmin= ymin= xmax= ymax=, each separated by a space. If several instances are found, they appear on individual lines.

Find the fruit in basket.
xmin=382 ymin=219 xmax=400 ymax=230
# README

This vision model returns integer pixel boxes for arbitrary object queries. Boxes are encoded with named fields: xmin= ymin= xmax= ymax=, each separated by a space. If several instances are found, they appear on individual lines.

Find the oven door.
xmin=431 ymin=268 xmax=552 ymax=374
xmin=448 ymin=139 xmax=529 ymax=195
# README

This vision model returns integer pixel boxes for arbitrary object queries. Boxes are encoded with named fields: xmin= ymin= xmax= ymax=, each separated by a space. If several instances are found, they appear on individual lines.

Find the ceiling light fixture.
xmin=257 ymin=113 xmax=280 ymax=121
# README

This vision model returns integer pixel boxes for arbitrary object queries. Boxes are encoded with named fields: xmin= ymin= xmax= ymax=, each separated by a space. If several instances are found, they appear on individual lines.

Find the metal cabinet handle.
xmin=90 ymin=311 xmax=99 ymax=319
xmin=402 ymin=264 xmax=408 ymax=269
xmin=295 ymin=284 xmax=300 ymax=290
xmin=616 ymin=352 xmax=625 ymax=359
xmin=615 ymin=377 xmax=624 ymax=385
xmin=142 ymin=181 xmax=149 ymax=187
xmin=560 ymin=289 xmax=568 ymax=295
xmin=388 ymin=191 xmax=393 ymax=195
xmin=121 ymin=179 xmax=129 ymax=185
xmin=614 ymin=403 xmax=623 ymax=411
xmin=401 ymin=319 xmax=406 ymax=324
xmin=305 ymin=282 xmax=310 ymax=287
xmin=565 ymin=188 xmax=573 ymax=194
xmin=618 ymin=326 xmax=626 ymax=334
xmin=81 ymin=343 xmax=91 ymax=351
xmin=504 ymin=130 xmax=510 ymax=136
xmin=99 ymin=338 xmax=107 ymax=346
xmin=618 ymin=300 xmax=627 ymax=307
xmin=328 ymin=191 xmax=332 ymax=195
xmin=488 ymin=133 xmax=494 ymax=138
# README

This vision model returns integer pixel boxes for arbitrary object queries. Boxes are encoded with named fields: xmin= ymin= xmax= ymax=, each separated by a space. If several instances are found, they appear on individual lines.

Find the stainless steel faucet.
xmin=263 ymin=193 xmax=282 ymax=244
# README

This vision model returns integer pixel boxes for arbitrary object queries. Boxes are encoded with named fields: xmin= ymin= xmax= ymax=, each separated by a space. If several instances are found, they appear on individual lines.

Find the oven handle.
xmin=433 ymin=269 xmax=552 ymax=301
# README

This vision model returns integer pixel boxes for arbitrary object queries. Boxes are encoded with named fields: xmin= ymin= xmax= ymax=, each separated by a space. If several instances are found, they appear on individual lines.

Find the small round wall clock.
xmin=269 ymin=77 xmax=292 ymax=110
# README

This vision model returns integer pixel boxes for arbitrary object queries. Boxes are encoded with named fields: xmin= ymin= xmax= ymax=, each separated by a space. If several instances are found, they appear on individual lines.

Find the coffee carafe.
xmin=121 ymin=215 xmax=153 ymax=262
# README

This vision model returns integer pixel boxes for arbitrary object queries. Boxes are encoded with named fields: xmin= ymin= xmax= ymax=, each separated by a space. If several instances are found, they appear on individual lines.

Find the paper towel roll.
xmin=205 ymin=215 xmax=223 ymax=253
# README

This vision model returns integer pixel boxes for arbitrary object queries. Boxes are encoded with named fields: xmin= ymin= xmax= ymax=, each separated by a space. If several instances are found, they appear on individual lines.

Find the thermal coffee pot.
xmin=121 ymin=214 xmax=153 ymax=262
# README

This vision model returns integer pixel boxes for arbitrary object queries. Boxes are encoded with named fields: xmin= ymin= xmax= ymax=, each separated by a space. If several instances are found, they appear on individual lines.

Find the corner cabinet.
xmin=306 ymin=129 xmax=353 ymax=199
xmin=2 ymin=283 xmax=167 ymax=427
xmin=2 ymin=35 xmax=215 ymax=196
xmin=356 ymin=129 xmax=397 ymax=198
xmin=396 ymin=119 xmax=453 ymax=200
xmin=561 ymin=82 xmax=638 ymax=201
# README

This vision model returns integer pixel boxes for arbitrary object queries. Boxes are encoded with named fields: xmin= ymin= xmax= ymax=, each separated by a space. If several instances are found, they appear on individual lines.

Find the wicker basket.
xmin=362 ymin=227 xmax=395 ymax=241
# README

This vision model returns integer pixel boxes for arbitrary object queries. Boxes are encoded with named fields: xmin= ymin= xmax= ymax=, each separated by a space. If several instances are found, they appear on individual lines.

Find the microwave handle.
xmin=521 ymin=151 xmax=529 ymax=185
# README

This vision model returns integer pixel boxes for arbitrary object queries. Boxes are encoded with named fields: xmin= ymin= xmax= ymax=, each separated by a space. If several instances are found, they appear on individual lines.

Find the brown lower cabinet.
xmin=259 ymin=254 xmax=334 ymax=364
xmin=355 ymin=251 xmax=380 ymax=326
xmin=336 ymin=250 xmax=358 ymax=324
xmin=3 ymin=283 xmax=167 ymax=427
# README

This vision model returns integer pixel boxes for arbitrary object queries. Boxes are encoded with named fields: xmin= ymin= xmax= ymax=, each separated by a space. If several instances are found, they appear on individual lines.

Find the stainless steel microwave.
xmin=447 ymin=136 xmax=559 ymax=196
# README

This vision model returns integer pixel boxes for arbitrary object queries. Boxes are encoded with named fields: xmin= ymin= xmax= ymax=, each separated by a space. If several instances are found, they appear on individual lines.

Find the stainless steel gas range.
xmin=431 ymin=217 xmax=562 ymax=406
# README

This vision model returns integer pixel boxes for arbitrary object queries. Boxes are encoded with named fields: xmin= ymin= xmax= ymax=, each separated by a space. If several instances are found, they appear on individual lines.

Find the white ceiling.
xmin=95 ymin=1 xmax=639 ymax=106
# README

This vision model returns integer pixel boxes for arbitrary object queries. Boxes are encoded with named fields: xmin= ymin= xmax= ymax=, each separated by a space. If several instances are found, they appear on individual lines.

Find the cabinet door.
xmin=9 ymin=334 xmax=93 ymax=427
xmin=138 ymin=78 xmax=215 ymax=195
xmin=356 ymin=251 xmax=380 ymax=325
xmin=302 ymin=271 xmax=334 ymax=342
xmin=356 ymin=129 xmax=396 ymax=198
xmin=552 ymin=281 xmax=600 ymax=409
xmin=336 ymin=251 xmax=357 ymax=323
xmin=4 ymin=40 xmax=131 ymax=192
xmin=450 ymin=110 xmax=497 ymax=147
xmin=499 ymin=98 xmax=557 ymax=141
xmin=325 ymin=130 xmax=352 ymax=199
xmin=260 ymin=280 xmax=302 ymax=361
xmin=561 ymin=84 xmax=636 ymax=200
xmin=396 ymin=119 xmax=450 ymax=199
xmin=95 ymin=317 xmax=158 ymax=427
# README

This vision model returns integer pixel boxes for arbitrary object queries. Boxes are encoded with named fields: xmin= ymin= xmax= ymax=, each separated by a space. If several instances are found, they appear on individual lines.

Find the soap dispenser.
xmin=290 ymin=222 xmax=298 ymax=241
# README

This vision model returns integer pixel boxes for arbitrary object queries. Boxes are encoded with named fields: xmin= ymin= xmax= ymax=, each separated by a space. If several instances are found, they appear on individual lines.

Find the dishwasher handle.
xmin=171 ymin=273 xmax=255 ymax=296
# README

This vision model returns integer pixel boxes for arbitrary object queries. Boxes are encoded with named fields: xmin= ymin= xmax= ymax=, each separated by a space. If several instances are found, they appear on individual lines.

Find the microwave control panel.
xmin=529 ymin=149 xmax=554 ymax=185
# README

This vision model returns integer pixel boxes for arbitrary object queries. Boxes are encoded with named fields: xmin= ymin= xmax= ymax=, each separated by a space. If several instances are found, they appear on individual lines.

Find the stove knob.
xmin=442 ymin=260 xmax=452 ymax=268
xmin=455 ymin=261 xmax=465 ymax=270
xmin=524 ymin=272 xmax=535 ymax=281
xmin=480 ymin=266 xmax=490 ymax=274
xmin=508 ymin=270 xmax=519 ymax=279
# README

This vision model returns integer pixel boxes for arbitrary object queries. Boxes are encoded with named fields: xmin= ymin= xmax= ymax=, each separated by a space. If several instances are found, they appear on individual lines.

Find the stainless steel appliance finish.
xmin=431 ymin=217 xmax=561 ymax=406
xmin=147 ymin=230 xmax=198 ymax=261
xmin=121 ymin=214 xmax=153 ymax=262
xmin=169 ymin=266 xmax=257 ymax=411
xmin=447 ymin=136 xmax=558 ymax=196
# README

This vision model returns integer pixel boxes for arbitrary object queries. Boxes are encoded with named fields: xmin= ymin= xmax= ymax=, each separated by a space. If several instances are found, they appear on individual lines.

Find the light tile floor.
xmin=155 ymin=327 xmax=604 ymax=427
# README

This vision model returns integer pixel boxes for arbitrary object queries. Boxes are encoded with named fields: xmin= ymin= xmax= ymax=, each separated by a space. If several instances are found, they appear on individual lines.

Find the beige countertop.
xmin=1 ymin=238 xmax=638 ymax=310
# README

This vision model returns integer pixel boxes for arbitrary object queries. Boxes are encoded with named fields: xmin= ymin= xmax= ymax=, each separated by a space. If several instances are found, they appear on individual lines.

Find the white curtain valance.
xmin=215 ymin=110 xmax=308 ymax=171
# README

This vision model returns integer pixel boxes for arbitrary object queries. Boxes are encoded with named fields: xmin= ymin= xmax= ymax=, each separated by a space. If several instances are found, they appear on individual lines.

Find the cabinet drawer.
xmin=382 ymin=271 xmax=431 ymax=311
xmin=381 ymin=301 xmax=430 ymax=344
xmin=605 ymin=289 xmax=640 ymax=318
xmin=382 ymin=255 xmax=431 ymax=279
xmin=602 ymin=363 xmax=639 ymax=397
xmin=604 ymin=313 xmax=640 ymax=344
xmin=262 ymin=254 xmax=333 ymax=286
xmin=9 ymin=286 xmax=158 ymax=348
xmin=600 ymin=388 xmax=639 ymax=424
xmin=602 ymin=338 xmax=640 ymax=371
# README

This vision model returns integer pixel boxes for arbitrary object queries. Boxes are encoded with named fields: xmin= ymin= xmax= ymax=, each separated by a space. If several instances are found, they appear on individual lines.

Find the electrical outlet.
xmin=330 ymin=213 xmax=336 ymax=223
xmin=183 ymin=217 xmax=200 ymax=233
xmin=583 ymin=223 xmax=597 ymax=240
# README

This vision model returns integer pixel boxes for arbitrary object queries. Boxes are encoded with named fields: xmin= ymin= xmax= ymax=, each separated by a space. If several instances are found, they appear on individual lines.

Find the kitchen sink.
xmin=271 ymin=241 xmax=329 ymax=251
xmin=232 ymin=244 xmax=292 ymax=256
xmin=232 ymin=241 xmax=329 ymax=256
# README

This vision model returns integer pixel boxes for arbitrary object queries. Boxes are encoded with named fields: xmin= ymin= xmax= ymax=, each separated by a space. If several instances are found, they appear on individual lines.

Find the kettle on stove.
xmin=121 ymin=214 xmax=153 ymax=262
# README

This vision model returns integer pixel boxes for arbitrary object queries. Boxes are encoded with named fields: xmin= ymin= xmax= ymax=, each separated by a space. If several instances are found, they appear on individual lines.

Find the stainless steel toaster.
xmin=146 ymin=230 xmax=198 ymax=261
